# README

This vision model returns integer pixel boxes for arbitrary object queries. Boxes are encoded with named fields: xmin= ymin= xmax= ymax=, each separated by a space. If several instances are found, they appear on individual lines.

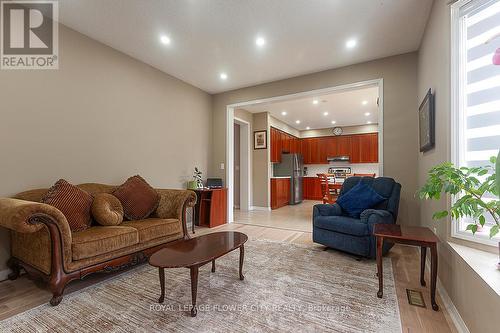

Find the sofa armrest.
xmin=0 ymin=198 xmax=72 ymax=240
xmin=313 ymin=203 xmax=342 ymax=219
xmin=155 ymin=189 xmax=197 ymax=237
xmin=360 ymin=209 xmax=394 ymax=233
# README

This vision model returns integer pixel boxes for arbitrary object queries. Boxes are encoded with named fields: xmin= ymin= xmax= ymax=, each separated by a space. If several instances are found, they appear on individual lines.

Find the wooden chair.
xmin=317 ymin=174 xmax=341 ymax=204
xmin=354 ymin=173 xmax=376 ymax=177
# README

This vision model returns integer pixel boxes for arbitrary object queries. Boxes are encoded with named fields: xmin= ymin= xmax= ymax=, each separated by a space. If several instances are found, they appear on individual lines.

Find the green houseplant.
xmin=418 ymin=152 xmax=500 ymax=239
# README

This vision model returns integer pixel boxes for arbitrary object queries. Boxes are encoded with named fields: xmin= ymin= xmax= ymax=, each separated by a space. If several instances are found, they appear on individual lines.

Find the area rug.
xmin=1 ymin=240 xmax=401 ymax=333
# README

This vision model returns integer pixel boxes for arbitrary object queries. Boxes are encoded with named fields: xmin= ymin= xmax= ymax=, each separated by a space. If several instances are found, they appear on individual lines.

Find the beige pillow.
xmin=91 ymin=193 xmax=124 ymax=226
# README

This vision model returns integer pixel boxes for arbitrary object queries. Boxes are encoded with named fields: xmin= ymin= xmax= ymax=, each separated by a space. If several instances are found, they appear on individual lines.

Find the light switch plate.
xmin=220 ymin=163 xmax=225 ymax=170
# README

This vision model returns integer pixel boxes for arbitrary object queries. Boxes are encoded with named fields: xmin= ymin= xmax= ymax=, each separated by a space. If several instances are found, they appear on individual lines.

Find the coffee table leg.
xmin=190 ymin=266 xmax=199 ymax=317
xmin=211 ymin=260 xmax=215 ymax=273
xmin=430 ymin=243 xmax=439 ymax=311
xmin=239 ymin=244 xmax=245 ymax=281
xmin=158 ymin=267 xmax=165 ymax=303
xmin=376 ymin=236 xmax=383 ymax=298
xmin=420 ymin=246 xmax=427 ymax=287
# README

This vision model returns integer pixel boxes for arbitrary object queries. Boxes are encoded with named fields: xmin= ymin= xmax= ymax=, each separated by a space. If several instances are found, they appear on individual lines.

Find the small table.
xmin=149 ymin=231 xmax=248 ymax=317
xmin=373 ymin=224 xmax=440 ymax=311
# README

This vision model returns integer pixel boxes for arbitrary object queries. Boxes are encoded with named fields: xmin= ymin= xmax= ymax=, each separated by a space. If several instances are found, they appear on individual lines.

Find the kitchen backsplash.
xmin=303 ymin=163 xmax=379 ymax=177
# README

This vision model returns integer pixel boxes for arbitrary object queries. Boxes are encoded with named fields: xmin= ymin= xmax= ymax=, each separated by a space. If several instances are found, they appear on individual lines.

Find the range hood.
xmin=327 ymin=156 xmax=350 ymax=162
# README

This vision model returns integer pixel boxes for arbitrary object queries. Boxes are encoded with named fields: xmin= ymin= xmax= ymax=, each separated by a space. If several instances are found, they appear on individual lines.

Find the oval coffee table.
xmin=149 ymin=231 xmax=248 ymax=317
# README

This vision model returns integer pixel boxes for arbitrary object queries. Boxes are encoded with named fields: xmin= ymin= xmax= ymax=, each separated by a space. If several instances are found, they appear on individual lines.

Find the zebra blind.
xmin=456 ymin=0 xmax=500 ymax=237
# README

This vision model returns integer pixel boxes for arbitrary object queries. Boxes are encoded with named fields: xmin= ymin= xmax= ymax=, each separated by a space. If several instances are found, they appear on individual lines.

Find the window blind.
xmin=460 ymin=0 xmax=500 ymax=230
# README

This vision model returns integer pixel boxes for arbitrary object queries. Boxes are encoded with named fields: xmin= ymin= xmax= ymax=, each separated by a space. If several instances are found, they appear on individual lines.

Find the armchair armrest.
xmin=360 ymin=209 xmax=394 ymax=234
xmin=313 ymin=203 xmax=343 ymax=219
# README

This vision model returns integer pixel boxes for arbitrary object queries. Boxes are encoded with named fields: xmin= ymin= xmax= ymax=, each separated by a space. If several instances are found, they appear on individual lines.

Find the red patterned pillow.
xmin=41 ymin=179 xmax=93 ymax=232
xmin=112 ymin=175 xmax=159 ymax=220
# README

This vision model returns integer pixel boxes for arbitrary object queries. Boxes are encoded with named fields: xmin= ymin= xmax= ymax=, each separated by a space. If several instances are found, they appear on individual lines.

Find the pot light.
xmin=306 ymin=126 xmax=311 ymax=130
xmin=295 ymin=120 xmax=301 ymax=124
xmin=362 ymin=100 xmax=368 ymax=105
xmin=220 ymin=72 xmax=228 ymax=80
xmin=331 ymin=120 xmax=336 ymax=124
xmin=346 ymin=39 xmax=357 ymax=49
xmin=312 ymin=99 xmax=319 ymax=105
xmin=255 ymin=37 xmax=266 ymax=47
xmin=323 ymin=112 xmax=329 ymax=116
xmin=160 ymin=35 xmax=171 ymax=45
xmin=367 ymin=121 xmax=372 ymax=124
xmin=281 ymin=111 xmax=287 ymax=116
xmin=364 ymin=112 xmax=371 ymax=116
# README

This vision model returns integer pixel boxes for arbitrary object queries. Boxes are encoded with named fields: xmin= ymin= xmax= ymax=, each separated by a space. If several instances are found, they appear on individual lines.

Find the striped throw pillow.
xmin=41 ymin=179 xmax=93 ymax=232
xmin=113 ymin=175 xmax=159 ymax=220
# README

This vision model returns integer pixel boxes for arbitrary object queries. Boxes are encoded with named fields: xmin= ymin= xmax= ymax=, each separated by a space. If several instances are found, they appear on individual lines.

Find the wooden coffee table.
xmin=149 ymin=231 xmax=248 ymax=317
xmin=373 ymin=224 xmax=440 ymax=311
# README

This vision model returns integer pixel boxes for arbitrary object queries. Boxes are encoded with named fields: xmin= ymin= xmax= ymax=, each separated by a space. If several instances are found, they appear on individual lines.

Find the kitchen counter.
xmin=271 ymin=176 xmax=292 ymax=179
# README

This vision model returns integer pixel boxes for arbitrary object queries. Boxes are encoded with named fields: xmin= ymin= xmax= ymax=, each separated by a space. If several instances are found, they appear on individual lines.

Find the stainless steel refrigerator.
xmin=273 ymin=153 xmax=303 ymax=205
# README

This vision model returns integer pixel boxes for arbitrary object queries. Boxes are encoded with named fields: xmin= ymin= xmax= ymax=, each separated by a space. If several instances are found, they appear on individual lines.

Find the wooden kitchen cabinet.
xmin=270 ymin=127 xmax=300 ymax=163
xmin=271 ymin=178 xmax=291 ymax=209
xmin=351 ymin=133 xmax=378 ymax=163
xmin=302 ymin=177 xmax=323 ymax=200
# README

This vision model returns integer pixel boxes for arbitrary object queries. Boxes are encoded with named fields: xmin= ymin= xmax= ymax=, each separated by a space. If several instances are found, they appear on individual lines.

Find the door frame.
xmin=234 ymin=117 xmax=251 ymax=212
xmin=225 ymin=78 xmax=384 ymax=223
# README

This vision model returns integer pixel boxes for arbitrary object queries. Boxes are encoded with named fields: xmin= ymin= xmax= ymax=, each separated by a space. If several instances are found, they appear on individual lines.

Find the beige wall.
xmin=268 ymin=115 xmax=301 ymax=137
xmin=212 ymin=52 xmax=419 ymax=225
xmin=417 ymin=1 xmax=500 ymax=332
xmin=300 ymin=124 xmax=379 ymax=138
xmin=0 ymin=26 xmax=212 ymax=276
xmin=251 ymin=112 xmax=270 ymax=207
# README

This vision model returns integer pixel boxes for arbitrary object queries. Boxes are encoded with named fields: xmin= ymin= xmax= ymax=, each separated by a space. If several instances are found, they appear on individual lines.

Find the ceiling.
xmin=243 ymin=86 xmax=379 ymax=130
xmin=58 ymin=0 xmax=433 ymax=94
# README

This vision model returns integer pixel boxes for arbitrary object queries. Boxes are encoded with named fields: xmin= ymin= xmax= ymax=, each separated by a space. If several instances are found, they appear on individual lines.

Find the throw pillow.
xmin=41 ymin=179 xmax=93 ymax=232
xmin=336 ymin=182 xmax=386 ymax=219
xmin=91 ymin=193 xmax=124 ymax=226
xmin=113 ymin=175 xmax=159 ymax=220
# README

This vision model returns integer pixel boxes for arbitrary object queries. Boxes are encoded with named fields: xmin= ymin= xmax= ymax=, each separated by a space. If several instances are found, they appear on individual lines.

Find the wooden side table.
xmin=191 ymin=188 xmax=228 ymax=233
xmin=373 ymin=224 xmax=440 ymax=311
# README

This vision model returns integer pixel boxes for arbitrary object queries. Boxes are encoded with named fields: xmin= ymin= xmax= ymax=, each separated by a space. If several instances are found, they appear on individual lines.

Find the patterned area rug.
xmin=1 ymin=240 xmax=401 ymax=333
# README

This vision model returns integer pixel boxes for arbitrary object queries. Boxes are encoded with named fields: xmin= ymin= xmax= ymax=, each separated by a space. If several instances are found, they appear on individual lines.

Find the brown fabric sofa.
xmin=0 ymin=183 xmax=196 ymax=306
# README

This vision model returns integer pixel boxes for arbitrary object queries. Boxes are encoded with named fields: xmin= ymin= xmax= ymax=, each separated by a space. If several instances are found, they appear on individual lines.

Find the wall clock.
xmin=332 ymin=127 xmax=343 ymax=136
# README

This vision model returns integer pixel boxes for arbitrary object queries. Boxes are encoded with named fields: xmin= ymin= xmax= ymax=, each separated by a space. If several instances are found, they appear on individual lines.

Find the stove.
xmin=328 ymin=167 xmax=352 ymax=183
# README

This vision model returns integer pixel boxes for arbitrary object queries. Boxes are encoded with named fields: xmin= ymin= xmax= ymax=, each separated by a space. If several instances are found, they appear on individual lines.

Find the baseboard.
xmin=0 ymin=268 xmax=11 ymax=282
xmin=425 ymin=260 xmax=470 ymax=333
xmin=250 ymin=206 xmax=271 ymax=211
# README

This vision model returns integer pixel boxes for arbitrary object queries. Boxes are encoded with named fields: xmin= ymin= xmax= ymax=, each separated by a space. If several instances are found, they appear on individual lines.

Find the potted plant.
xmin=187 ymin=167 xmax=204 ymax=189
xmin=418 ymin=152 xmax=500 ymax=267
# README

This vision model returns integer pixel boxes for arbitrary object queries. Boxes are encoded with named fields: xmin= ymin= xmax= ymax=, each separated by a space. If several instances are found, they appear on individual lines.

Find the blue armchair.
xmin=312 ymin=176 xmax=401 ymax=258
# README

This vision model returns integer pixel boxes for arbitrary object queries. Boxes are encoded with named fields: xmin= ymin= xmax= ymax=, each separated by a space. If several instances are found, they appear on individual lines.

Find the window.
xmin=451 ymin=0 xmax=500 ymax=245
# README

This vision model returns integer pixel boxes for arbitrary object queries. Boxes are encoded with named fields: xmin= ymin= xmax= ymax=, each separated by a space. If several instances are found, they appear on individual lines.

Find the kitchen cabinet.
xmin=302 ymin=177 xmax=323 ymax=200
xmin=270 ymin=178 xmax=291 ymax=209
xmin=270 ymin=127 xmax=300 ymax=163
xmin=351 ymin=133 xmax=378 ymax=163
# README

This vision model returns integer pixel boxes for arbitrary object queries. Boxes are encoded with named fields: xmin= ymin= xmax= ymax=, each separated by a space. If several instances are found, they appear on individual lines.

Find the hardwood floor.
xmin=0 ymin=208 xmax=457 ymax=332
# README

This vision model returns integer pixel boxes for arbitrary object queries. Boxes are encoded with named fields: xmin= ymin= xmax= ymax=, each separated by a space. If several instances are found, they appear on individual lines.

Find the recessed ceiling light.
xmin=255 ymin=37 xmax=266 ymax=47
xmin=306 ymin=126 xmax=310 ymax=130
xmin=364 ymin=112 xmax=371 ymax=116
xmin=346 ymin=38 xmax=357 ymax=49
xmin=160 ymin=35 xmax=171 ymax=45
xmin=323 ymin=112 xmax=329 ymax=116
xmin=295 ymin=120 xmax=301 ymax=124
xmin=281 ymin=111 xmax=287 ymax=116
xmin=367 ymin=121 xmax=372 ymax=124
xmin=362 ymin=100 xmax=368 ymax=105
xmin=331 ymin=120 xmax=336 ymax=124
xmin=220 ymin=72 xmax=228 ymax=80
xmin=312 ymin=100 xmax=319 ymax=105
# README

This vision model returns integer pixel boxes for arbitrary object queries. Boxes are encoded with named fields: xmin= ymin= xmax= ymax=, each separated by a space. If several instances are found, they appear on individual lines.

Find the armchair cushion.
xmin=312 ymin=203 xmax=342 ymax=218
xmin=360 ymin=209 xmax=395 ymax=234
xmin=336 ymin=182 xmax=386 ymax=218
xmin=313 ymin=216 xmax=370 ymax=236
xmin=41 ymin=179 xmax=93 ymax=232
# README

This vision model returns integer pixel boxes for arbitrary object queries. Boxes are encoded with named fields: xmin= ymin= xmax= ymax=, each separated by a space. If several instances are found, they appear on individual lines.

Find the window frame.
xmin=450 ymin=0 xmax=499 ymax=247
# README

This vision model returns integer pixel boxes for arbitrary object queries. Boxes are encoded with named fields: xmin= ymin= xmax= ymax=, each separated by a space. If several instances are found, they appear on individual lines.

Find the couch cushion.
xmin=72 ymin=226 xmax=139 ymax=261
xmin=113 ymin=175 xmax=159 ymax=220
xmin=122 ymin=218 xmax=181 ymax=242
xmin=336 ymin=182 xmax=386 ymax=218
xmin=92 ymin=193 xmax=124 ymax=226
xmin=313 ymin=216 xmax=369 ymax=236
xmin=41 ymin=179 xmax=93 ymax=232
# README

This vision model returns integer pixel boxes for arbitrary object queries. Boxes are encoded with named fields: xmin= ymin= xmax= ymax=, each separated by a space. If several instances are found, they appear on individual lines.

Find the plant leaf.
xmin=490 ymin=225 xmax=499 ymax=238
xmin=432 ymin=211 xmax=449 ymax=220
xmin=466 ymin=224 xmax=478 ymax=234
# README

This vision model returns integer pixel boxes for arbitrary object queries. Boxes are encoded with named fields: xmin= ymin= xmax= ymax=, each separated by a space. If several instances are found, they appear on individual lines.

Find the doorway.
xmin=234 ymin=118 xmax=251 ymax=213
